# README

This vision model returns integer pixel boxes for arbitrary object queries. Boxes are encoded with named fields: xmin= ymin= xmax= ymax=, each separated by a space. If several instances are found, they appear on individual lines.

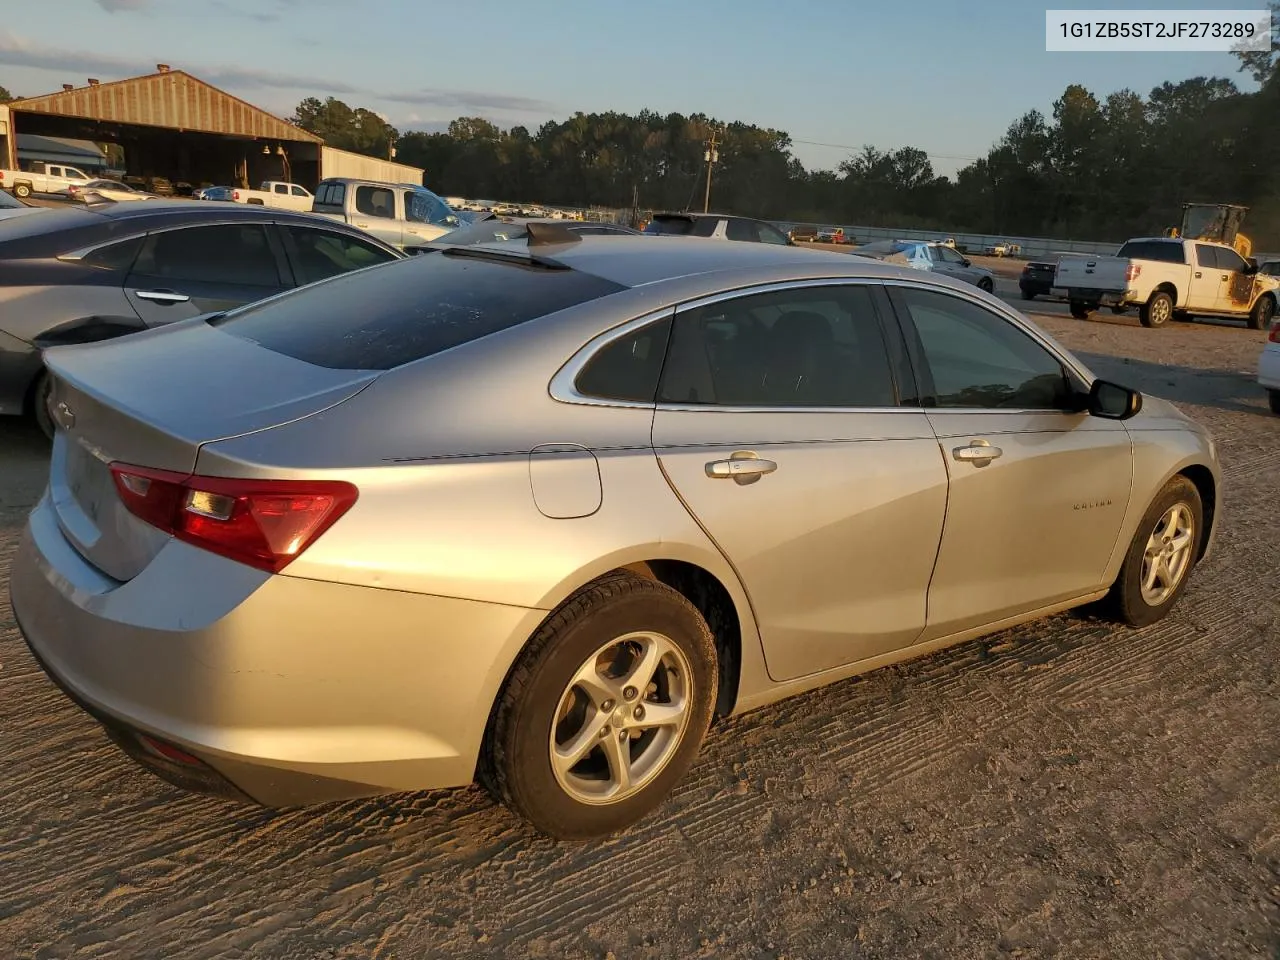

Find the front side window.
xmin=130 ymin=224 xmax=281 ymax=287
xmin=282 ymin=225 xmax=399 ymax=286
xmin=406 ymin=190 xmax=455 ymax=225
xmin=658 ymin=285 xmax=896 ymax=407
xmin=935 ymin=245 xmax=966 ymax=264
xmin=291 ymin=185 xmax=309 ymax=197
xmin=574 ymin=317 xmax=673 ymax=403
xmin=755 ymin=222 xmax=790 ymax=245
xmin=725 ymin=218 xmax=757 ymax=242
xmin=1216 ymin=246 xmax=1247 ymax=273
xmin=896 ymin=288 xmax=1072 ymax=410
xmin=355 ymin=185 xmax=396 ymax=219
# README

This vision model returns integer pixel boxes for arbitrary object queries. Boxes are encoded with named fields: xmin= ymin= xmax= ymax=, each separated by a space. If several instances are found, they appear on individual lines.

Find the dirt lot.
xmin=1 ymin=302 xmax=1277 ymax=960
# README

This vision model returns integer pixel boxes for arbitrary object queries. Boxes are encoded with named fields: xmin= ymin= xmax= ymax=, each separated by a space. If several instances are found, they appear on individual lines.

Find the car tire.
xmin=1140 ymin=290 xmax=1174 ymax=327
xmin=978 ymin=277 xmax=994 ymax=293
xmin=1021 ymin=289 xmax=1036 ymax=301
xmin=1104 ymin=476 xmax=1203 ymax=628
xmin=14 ymin=183 xmax=32 ymax=199
xmin=1269 ymin=389 xmax=1280 ymax=415
xmin=481 ymin=572 xmax=717 ymax=840
xmin=1069 ymin=300 xmax=1092 ymax=320
xmin=31 ymin=371 xmax=55 ymax=441
xmin=1247 ymin=294 xmax=1275 ymax=331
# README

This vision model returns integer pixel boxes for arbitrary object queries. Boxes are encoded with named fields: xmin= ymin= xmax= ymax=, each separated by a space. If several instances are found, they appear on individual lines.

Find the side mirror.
xmin=1087 ymin=379 xmax=1142 ymax=420
xmin=961 ymin=258 xmax=971 ymax=267
xmin=1243 ymin=258 xmax=1258 ymax=275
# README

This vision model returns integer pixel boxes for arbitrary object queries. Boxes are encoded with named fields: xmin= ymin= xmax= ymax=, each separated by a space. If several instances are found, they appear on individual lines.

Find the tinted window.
xmin=355 ymin=185 xmax=396 ymax=219
xmin=935 ymin=245 xmax=966 ymax=263
xmin=755 ymin=222 xmax=790 ymax=245
xmin=291 ymin=185 xmax=308 ymax=197
xmin=645 ymin=217 xmax=694 ymax=236
xmin=274 ymin=184 xmax=288 ymax=194
xmin=282 ymin=225 xmax=399 ymax=286
xmin=658 ymin=285 xmax=895 ymax=407
xmin=1195 ymin=244 xmax=1223 ymax=270
xmin=1217 ymin=246 xmax=1247 ymax=273
xmin=1261 ymin=261 xmax=1280 ymax=277
xmin=212 ymin=252 xmax=625 ymax=371
xmin=898 ymin=288 xmax=1071 ymax=409
xmin=691 ymin=217 xmax=720 ymax=238
xmin=1117 ymin=240 xmax=1186 ymax=264
xmin=84 ymin=235 xmax=144 ymax=272
xmin=130 ymin=224 xmax=281 ymax=287
xmin=406 ymin=190 xmax=454 ymax=225
xmin=725 ymin=218 xmax=757 ymax=242
xmin=575 ymin=317 xmax=673 ymax=403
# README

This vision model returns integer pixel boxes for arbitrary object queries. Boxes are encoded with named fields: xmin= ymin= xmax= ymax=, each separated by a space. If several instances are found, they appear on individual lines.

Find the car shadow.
xmin=1074 ymin=351 xmax=1271 ymax=417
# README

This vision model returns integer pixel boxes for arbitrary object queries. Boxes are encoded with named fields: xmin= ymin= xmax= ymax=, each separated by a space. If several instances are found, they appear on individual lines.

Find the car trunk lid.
xmin=43 ymin=318 xmax=376 ymax=582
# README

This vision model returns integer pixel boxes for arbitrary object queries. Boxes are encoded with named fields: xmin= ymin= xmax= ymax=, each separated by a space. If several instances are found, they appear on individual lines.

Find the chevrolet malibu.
xmin=11 ymin=235 xmax=1220 ymax=839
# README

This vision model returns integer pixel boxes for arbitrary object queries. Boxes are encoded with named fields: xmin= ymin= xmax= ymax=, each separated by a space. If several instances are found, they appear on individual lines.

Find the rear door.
xmin=889 ymin=285 xmax=1132 ymax=640
xmin=652 ymin=281 xmax=948 ymax=681
xmin=125 ymin=222 xmax=290 ymax=326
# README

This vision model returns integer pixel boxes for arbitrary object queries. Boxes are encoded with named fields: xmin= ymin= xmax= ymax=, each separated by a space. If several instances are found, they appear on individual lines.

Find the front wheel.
xmin=481 ymin=573 xmax=717 ymax=840
xmin=31 ymin=371 xmax=55 ymax=441
xmin=978 ymin=277 xmax=994 ymax=294
xmin=1021 ymin=289 xmax=1036 ymax=301
xmin=1105 ymin=476 xmax=1203 ymax=627
xmin=1140 ymin=290 xmax=1174 ymax=327
xmin=1069 ymin=300 xmax=1092 ymax=320
xmin=1247 ymin=294 xmax=1275 ymax=331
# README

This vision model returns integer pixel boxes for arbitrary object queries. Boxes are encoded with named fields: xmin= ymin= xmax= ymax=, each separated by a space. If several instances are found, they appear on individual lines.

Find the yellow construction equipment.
xmin=1177 ymin=203 xmax=1253 ymax=259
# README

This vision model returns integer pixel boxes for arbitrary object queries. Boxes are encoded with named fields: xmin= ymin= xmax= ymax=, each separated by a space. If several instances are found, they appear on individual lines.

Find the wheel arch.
xmin=1152 ymin=282 xmax=1178 ymax=300
xmin=1176 ymin=463 xmax=1217 ymax=561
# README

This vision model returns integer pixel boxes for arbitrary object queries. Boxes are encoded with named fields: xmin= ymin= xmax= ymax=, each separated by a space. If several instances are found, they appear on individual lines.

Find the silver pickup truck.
xmin=310 ymin=179 xmax=462 ymax=251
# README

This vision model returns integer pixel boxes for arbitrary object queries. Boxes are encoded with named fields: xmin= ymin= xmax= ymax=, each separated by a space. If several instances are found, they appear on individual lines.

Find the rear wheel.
xmin=1140 ymin=290 xmax=1174 ymax=327
xmin=14 ymin=183 xmax=32 ymax=199
xmin=978 ymin=277 xmax=994 ymax=294
xmin=1021 ymin=289 xmax=1036 ymax=301
xmin=30 ymin=371 xmax=54 ymax=441
xmin=1069 ymin=300 xmax=1092 ymax=320
xmin=481 ymin=573 xmax=717 ymax=839
xmin=1105 ymin=476 xmax=1202 ymax=627
xmin=1247 ymin=294 xmax=1275 ymax=331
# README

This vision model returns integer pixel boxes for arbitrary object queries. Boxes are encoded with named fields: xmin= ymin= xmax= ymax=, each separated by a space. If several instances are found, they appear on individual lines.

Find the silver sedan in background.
xmin=854 ymin=238 xmax=996 ymax=292
xmin=11 ymin=236 xmax=1218 ymax=839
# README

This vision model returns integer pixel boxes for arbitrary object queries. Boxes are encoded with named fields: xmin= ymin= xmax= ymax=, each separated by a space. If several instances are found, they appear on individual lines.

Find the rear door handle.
xmin=135 ymin=289 xmax=190 ymax=304
xmin=952 ymin=440 xmax=1003 ymax=467
xmin=705 ymin=452 xmax=777 ymax=485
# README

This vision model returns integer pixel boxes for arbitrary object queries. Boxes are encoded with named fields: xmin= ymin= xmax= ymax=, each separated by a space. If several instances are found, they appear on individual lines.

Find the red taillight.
xmin=232 ymin=190 xmax=240 ymax=200
xmin=137 ymin=734 xmax=202 ymax=766
xmin=109 ymin=464 xmax=357 ymax=573
xmin=1269 ymin=320 xmax=1280 ymax=343
xmin=1125 ymin=263 xmax=1141 ymax=282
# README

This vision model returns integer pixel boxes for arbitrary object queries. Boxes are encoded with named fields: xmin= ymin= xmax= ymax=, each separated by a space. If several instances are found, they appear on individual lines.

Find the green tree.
xmin=0 ymin=85 xmax=15 ymax=103
xmin=291 ymin=97 xmax=398 ymax=159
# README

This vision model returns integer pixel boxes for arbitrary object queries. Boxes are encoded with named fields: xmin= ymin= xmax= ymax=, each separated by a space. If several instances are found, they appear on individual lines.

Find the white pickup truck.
xmin=0 ymin=162 xmax=94 ymax=199
xmin=310 ymin=178 xmax=462 ymax=250
xmin=230 ymin=181 xmax=314 ymax=212
xmin=1056 ymin=237 xmax=1280 ymax=330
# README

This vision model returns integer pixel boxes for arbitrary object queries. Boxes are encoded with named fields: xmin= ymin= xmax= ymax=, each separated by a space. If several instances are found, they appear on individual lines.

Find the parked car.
xmin=1258 ymin=259 xmax=1280 ymax=278
xmin=985 ymin=241 xmax=1021 ymax=257
xmin=66 ymin=179 xmax=158 ymax=203
xmin=143 ymin=176 xmax=175 ymax=197
xmin=643 ymin=212 xmax=792 ymax=245
xmin=193 ymin=185 xmax=234 ymax=201
xmin=1055 ymin=237 xmax=1279 ymax=329
xmin=1257 ymin=316 xmax=1280 ymax=414
xmin=231 ymin=181 xmax=315 ymax=212
xmin=311 ymin=178 xmax=463 ymax=250
xmin=0 ymin=162 xmax=95 ymax=198
xmin=11 ymin=235 xmax=1219 ymax=839
xmin=0 ymin=202 xmax=404 ymax=438
xmin=853 ymin=239 xmax=995 ymax=292
xmin=816 ymin=226 xmax=846 ymax=244
xmin=0 ymin=188 xmax=47 ymax=222
xmin=788 ymin=224 xmax=818 ymax=243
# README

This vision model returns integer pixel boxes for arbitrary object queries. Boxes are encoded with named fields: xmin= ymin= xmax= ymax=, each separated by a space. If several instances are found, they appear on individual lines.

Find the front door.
xmin=1188 ymin=243 xmax=1226 ymax=311
xmin=651 ymin=282 xmax=949 ymax=682
xmin=889 ymin=286 xmax=1133 ymax=639
xmin=124 ymin=222 xmax=289 ymax=326
xmin=349 ymin=183 xmax=405 ymax=248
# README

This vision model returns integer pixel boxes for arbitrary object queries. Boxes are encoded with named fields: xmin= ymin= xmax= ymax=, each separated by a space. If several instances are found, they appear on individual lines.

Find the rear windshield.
xmin=1117 ymin=240 xmax=1186 ymax=264
xmin=210 ymin=251 xmax=625 ymax=370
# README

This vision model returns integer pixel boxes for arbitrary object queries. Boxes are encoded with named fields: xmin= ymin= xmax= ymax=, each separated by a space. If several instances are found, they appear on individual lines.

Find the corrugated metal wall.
xmin=9 ymin=72 xmax=319 ymax=144
xmin=319 ymin=146 xmax=424 ymax=185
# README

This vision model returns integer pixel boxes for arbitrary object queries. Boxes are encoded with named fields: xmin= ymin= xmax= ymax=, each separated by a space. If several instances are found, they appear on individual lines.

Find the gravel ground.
xmin=1 ymin=299 xmax=1277 ymax=960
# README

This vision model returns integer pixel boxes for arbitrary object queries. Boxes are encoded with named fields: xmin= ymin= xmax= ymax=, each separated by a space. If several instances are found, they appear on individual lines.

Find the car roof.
xmin=477 ymin=234 xmax=914 ymax=288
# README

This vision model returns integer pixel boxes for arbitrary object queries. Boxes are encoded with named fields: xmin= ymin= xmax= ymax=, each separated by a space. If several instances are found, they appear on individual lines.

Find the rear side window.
xmin=130 ymin=224 xmax=282 ymax=287
xmin=725 ymin=218 xmax=757 ymax=242
xmin=83 ymin=235 xmax=144 ymax=272
xmin=1195 ymin=244 xmax=1223 ymax=270
xmin=212 ymin=252 xmax=626 ymax=371
xmin=1117 ymin=240 xmax=1186 ymax=264
xmin=574 ymin=317 xmax=673 ymax=403
xmin=645 ymin=218 xmax=694 ymax=236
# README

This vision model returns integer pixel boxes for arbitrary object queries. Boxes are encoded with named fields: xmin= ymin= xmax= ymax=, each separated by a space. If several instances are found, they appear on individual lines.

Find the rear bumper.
xmin=10 ymin=493 xmax=545 ymax=806
xmin=1259 ymin=346 xmax=1280 ymax=390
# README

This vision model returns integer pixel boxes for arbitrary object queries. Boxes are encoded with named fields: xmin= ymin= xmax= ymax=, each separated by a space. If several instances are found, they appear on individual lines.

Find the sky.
xmin=0 ymin=0 xmax=1263 ymax=179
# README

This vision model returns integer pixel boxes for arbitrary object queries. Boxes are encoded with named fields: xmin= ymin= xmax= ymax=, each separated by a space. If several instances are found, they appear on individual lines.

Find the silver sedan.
xmin=12 ymin=236 xmax=1219 ymax=839
xmin=854 ymin=239 xmax=996 ymax=292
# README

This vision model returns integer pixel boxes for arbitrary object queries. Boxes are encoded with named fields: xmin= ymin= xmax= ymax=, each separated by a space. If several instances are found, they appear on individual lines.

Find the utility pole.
xmin=702 ymin=128 xmax=720 ymax=213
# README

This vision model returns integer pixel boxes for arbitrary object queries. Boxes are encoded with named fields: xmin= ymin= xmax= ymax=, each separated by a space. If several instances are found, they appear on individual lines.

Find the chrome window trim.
xmin=549 ymin=276 xmax=1095 ymax=414
xmin=56 ymin=217 xmax=287 ymax=263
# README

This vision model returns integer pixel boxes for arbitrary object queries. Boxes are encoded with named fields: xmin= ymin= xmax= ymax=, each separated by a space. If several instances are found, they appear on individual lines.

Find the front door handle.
xmin=952 ymin=439 xmax=1003 ymax=467
xmin=705 ymin=451 xmax=777 ymax=485
xmin=135 ymin=289 xmax=190 ymax=304
xmin=1194 ymin=271 xmax=1202 ymax=278
xmin=1221 ymin=274 xmax=1229 ymax=281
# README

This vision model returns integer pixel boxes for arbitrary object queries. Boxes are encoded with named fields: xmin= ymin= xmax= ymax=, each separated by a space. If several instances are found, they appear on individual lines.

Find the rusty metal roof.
xmin=8 ymin=71 xmax=322 ymax=143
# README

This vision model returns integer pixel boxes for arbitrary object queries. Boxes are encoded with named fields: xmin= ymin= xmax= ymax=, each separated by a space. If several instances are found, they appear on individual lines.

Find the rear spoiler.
xmin=526 ymin=222 xmax=581 ymax=247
